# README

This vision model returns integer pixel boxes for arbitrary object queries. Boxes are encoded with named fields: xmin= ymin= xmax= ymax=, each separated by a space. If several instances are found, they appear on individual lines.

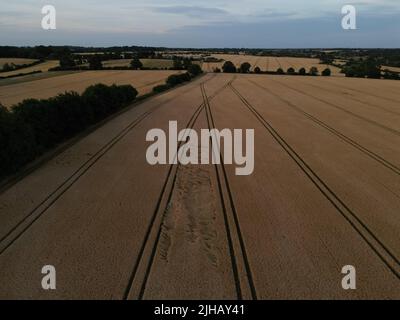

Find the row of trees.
xmin=0 ymin=60 xmax=43 ymax=73
xmin=0 ymin=84 xmax=138 ymax=179
xmin=382 ymin=70 xmax=400 ymax=80
xmin=57 ymin=54 xmax=196 ymax=71
xmin=221 ymin=61 xmax=331 ymax=76
xmin=153 ymin=64 xmax=203 ymax=93
xmin=341 ymin=60 xmax=382 ymax=79
xmin=0 ymin=46 xmax=163 ymax=60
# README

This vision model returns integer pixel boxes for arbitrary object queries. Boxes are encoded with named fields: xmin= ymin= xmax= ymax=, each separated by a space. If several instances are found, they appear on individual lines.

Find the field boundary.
xmin=0 ymin=73 xmax=206 ymax=194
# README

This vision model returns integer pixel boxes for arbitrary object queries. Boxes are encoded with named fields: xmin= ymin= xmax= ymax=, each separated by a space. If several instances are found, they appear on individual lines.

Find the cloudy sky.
xmin=0 ymin=0 xmax=399 ymax=47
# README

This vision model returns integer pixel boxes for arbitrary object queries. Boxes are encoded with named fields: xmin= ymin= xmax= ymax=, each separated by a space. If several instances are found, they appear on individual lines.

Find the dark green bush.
xmin=166 ymin=73 xmax=191 ymax=86
xmin=222 ymin=61 xmax=237 ymax=73
xmin=322 ymin=68 xmax=332 ymax=76
xmin=188 ymin=64 xmax=203 ymax=76
xmin=239 ymin=62 xmax=251 ymax=73
xmin=287 ymin=67 xmax=296 ymax=75
xmin=153 ymin=84 xmax=171 ymax=93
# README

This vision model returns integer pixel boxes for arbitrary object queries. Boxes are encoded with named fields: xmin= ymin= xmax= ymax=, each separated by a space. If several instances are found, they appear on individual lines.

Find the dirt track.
xmin=0 ymin=73 xmax=399 ymax=299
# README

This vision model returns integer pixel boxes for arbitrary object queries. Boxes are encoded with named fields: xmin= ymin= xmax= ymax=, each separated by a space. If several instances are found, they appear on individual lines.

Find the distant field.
xmin=0 ymin=58 xmax=38 ymax=68
xmin=0 ymin=60 xmax=60 ymax=77
xmin=0 ymin=70 xmax=178 ymax=107
xmin=382 ymin=65 xmax=400 ymax=73
xmin=102 ymin=59 xmax=131 ymax=68
xmin=102 ymin=59 xmax=173 ymax=69
xmin=334 ymin=59 xmax=347 ymax=66
xmin=140 ymin=59 xmax=174 ymax=69
xmin=0 ymin=71 xmax=83 ymax=87
xmin=201 ymin=54 xmax=343 ymax=75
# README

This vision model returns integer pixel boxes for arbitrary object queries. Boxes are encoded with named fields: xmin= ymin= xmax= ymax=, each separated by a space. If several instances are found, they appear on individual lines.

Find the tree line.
xmin=153 ymin=64 xmax=203 ymax=93
xmin=0 ymin=84 xmax=138 ymax=179
xmin=220 ymin=61 xmax=331 ymax=76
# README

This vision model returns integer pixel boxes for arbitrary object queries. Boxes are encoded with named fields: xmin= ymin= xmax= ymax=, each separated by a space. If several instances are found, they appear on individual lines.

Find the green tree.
xmin=365 ymin=63 xmax=381 ymax=79
xmin=322 ymin=68 xmax=332 ymax=76
xmin=188 ymin=64 xmax=203 ymax=76
xmin=287 ymin=67 xmax=295 ymax=75
xmin=277 ymin=68 xmax=284 ymax=75
xmin=1 ymin=63 xmax=14 ymax=72
xmin=130 ymin=57 xmax=143 ymax=70
xmin=222 ymin=61 xmax=237 ymax=73
xmin=89 ymin=55 xmax=103 ymax=70
xmin=299 ymin=67 xmax=306 ymax=75
xmin=309 ymin=67 xmax=319 ymax=76
xmin=254 ymin=67 xmax=261 ymax=74
xmin=182 ymin=58 xmax=193 ymax=70
xmin=59 ymin=55 xmax=76 ymax=69
xmin=173 ymin=58 xmax=183 ymax=70
xmin=239 ymin=62 xmax=251 ymax=73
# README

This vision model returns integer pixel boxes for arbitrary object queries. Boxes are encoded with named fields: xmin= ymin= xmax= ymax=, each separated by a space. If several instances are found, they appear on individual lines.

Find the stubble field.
xmin=0 ymin=72 xmax=399 ymax=299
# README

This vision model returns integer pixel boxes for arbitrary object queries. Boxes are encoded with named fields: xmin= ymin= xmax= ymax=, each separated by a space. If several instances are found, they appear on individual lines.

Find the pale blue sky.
xmin=0 ymin=0 xmax=399 ymax=47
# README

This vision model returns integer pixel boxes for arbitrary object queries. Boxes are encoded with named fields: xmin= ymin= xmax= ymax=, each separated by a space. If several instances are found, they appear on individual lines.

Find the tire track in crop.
xmin=123 ymin=77 xmax=239 ymax=300
xmin=229 ymin=81 xmax=400 ymax=280
xmin=247 ymin=78 xmax=400 ymax=176
xmin=0 ymin=75 xmax=217 ymax=255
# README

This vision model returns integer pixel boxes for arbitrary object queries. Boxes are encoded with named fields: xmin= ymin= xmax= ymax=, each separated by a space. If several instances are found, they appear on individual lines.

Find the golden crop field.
xmin=201 ymin=54 xmax=343 ymax=75
xmin=102 ymin=59 xmax=174 ymax=69
xmin=0 ymin=58 xmax=38 ymax=68
xmin=0 ymin=70 xmax=178 ymax=107
xmin=0 ymin=60 xmax=60 ymax=77
xmin=382 ymin=65 xmax=400 ymax=73
xmin=1 ymin=73 xmax=400 ymax=299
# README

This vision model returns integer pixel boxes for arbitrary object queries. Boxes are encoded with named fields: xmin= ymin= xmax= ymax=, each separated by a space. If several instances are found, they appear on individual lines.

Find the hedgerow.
xmin=0 ymin=84 xmax=138 ymax=179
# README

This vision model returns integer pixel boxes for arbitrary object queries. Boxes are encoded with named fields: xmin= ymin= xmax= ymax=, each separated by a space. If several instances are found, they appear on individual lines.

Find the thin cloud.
xmin=152 ymin=6 xmax=228 ymax=18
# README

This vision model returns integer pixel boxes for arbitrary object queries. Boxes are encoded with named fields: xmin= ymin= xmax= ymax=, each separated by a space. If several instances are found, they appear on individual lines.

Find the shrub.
xmin=222 ymin=61 xmax=237 ymax=73
xmin=287 ymin=67 xmax=295 ymax=75
xmin=166 ymin=73 xmax=191 ymax=86
xmin=309 ymin=67 xmax=319 ymax=76
xmin=60 ymin=55 xmax=76 ymax=69
xmin=383 ymin=71 xmax=400 ymax=80
xmin=1 ymin=63 xmax=15 ymax=72
xmin=130 ymin=57 xmax=143 ymax=70
xmin=239 ymin=62 xmax=251 ymax=73
xmin=299 ymin=68 xmax=306 ymax=75
xmin=188 ymin=64 xmax=203 ymax=77
xmin=153 ymin=84 xmax=171 ymax=93
xmin=322 ymin=68 xmax=332 ymax=76
xmin=254 ymin=67 xmax=261 ymax=74
xmin=88 ymin=55 xmax=103 ymax=70
xmin=277 ymin=68 xmax=284 ymax=75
